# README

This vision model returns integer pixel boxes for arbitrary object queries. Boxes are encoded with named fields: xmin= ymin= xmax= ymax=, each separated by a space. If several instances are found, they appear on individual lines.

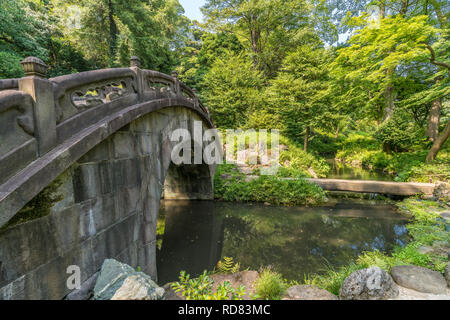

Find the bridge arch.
xmin=0 ymin=57 xmax=219 ymax=299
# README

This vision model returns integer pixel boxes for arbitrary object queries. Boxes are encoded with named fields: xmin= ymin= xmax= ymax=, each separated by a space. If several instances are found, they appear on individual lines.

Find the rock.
xmin=308 ymin=167 xmax=318 ymax=179
xmin=417 ymin=245 xmax=434 ymax=255
xmin=279 ymin=144 xmax=289 ymax=151
xmin=440 ymin=211 xmax=450 ymax=223
xmin=111 ymin=275 xmax=164 ymax=300
xmin=445 ymin=263 xmax=450 ymax=287
xmin=391 ymin=265 xmax=447 ymax=294
xmin=283 ymin=285 xmax=338 ymax=300
xmin=162 ymin=283 xmax=185 ymax=300
xmin=433 ymin=182 xmax=449 ymax=202
xmin=65 ymin=272 xmax=99 ymax=300
xmin=394 ymin=285 xmax=450 ymax=300
xmin=264 ymin=202 xmax=271 ymax=206
xmin=339 ymin=267 xmax=399 ymax=300
xmin=210 ymin=271 xmax=259 ymax=300
xmin=245 ymin=175 xmax=258 ymax=182
xmin=237 ymin=165 xmax=254 ymax=175
xmin=93 ymin=259 xmax=164 ymax=300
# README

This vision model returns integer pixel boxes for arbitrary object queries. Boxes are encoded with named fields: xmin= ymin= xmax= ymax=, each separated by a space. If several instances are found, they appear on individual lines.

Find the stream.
xmin=156 ymin=200 xmax=409 ymax=285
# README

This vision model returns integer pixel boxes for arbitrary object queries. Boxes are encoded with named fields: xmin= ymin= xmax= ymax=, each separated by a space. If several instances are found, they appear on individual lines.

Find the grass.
xmin=334 ymin=131 xmax=450 ymax=183
xmin=214 ymin=164 xmax=327 ymax=206
xmin=254 ymin=268 xmax=287 ymax=300
xmin=304 ymin=197 xmax=449 ymax=295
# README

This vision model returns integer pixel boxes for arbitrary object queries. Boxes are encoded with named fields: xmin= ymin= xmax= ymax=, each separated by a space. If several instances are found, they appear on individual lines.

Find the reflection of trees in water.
xmin=218 ymin=204 xmax=409 ymax=281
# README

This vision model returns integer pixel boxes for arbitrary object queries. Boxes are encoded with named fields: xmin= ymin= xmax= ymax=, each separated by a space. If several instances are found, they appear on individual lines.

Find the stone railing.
xmin=0 ymin=56 xmax=209 ymax=186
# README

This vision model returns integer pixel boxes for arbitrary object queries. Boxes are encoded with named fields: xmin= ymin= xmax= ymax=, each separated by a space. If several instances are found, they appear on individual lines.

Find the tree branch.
xmin=426 ymin=44 xmax=450 ymax=71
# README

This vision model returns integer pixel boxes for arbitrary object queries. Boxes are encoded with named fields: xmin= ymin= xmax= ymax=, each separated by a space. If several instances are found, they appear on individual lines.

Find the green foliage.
xmin=0 ymin=0 xmax=49 ymax=78
xmin=201 ymin=52 xmax=264 ymax=128
xmin=172 ymin=270 xmax=246 ymax=300
xmin=306 ymin=197 xmax=450 ymax=294
xmin=278 ymin=137 xmax=330 ymax=178
xmin=254 ymin=268 xmax=287 ymax=300
xmin=216 ymin=257 xmax=240 ymax=274
xmin=202 ymin=0 xmax=312 ymax=77
xmin=1 ymin=176 xmax=64 ymax=231
xmin=374 ymin=112 xmax=425 ymax=152
xmin=214 ymin=164 xmax=327 ymax=206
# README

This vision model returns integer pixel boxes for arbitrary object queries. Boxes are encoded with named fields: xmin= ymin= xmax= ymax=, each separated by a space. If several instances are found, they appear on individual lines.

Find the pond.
xmin=326 ymin=159 xmax=394 ymax=181
xmin=156 ymin=200 xmax=410 ymax=285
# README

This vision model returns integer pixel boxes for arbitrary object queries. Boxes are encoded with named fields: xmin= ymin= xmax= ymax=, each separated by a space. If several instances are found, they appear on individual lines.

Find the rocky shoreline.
xmin=67 ymin=259 xmax=450 ymax=300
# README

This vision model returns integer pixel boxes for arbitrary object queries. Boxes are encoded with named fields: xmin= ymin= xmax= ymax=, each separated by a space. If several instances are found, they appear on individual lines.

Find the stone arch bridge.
xmin=0 ymin=57 xmax=218 ymax=299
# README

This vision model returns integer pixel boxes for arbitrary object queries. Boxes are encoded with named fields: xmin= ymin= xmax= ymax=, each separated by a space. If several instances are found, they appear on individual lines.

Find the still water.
xmin=326 ymin=159 xmax=394 ymax=181
xmin=156 ymin=200 xmax=409 ymax=285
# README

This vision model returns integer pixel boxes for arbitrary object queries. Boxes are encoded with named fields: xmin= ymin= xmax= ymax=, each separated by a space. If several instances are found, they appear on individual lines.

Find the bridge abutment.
xmin=0 ymin=57 xmax=216 ymax=300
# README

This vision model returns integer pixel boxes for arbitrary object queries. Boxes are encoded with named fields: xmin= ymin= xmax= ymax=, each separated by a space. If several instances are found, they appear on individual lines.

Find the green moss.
xmin=0 ymin=176 xmax=64 ymax=232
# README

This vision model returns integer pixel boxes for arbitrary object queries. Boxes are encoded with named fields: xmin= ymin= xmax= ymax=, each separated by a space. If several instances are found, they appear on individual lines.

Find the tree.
xmin=201 ymin=52 xmax=264 ymax=128
xmin=50 ymin=0 xmax=187 ymax=72
xmin=268 ymin=44 xmax=333 ymax=150
xmin=0 ymin=0 xmax=49 ymax=78
xmin=201 ymin=0 xmax=311 ymax=78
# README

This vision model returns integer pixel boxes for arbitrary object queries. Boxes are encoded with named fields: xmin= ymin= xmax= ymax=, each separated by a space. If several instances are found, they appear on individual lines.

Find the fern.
xmin=216 ymin=257 xmax=240 ymax=274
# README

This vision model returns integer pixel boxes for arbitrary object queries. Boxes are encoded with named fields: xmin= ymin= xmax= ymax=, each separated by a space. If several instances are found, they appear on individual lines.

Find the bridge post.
xmin=18 ymin=57 xmax=57 ymax=156
xmin=129 ymin=56 xmax=144 ymax=102
xmin=171 ymin=70 xmax=180 ymax=95
xmin=192 ymin=88 xmax=200 ymax=108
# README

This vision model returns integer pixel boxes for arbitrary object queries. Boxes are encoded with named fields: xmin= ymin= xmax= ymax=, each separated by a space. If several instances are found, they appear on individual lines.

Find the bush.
xmin=374 ymin=114 xmax=424 ymax=153
xmin=214 ymin=164 xmax=327 ymax=206
xmin=172 ymin=270 xmax=246 ymax=300
xmin=254 ymin=268 xmax=287 ymax=300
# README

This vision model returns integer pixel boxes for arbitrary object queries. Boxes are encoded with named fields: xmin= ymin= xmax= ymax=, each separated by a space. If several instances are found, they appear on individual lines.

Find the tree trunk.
xmin=379 ymin=0 xmax=386 ymax=18
xmin=382 ymin=62 xmax=397 ymax=122
xmin=108 ymin=0 xmax=118 ymax=66
xmin=304 ymin=126 xmax=310 ymax=152
xmin=383 ymin=84 xmax=396 ymax=122
xmin=250 ymin=27 xmax=260 ymax=67
xmin=400 ymin=0 xmax=409 ymax=16
xmin=426 ymin=121 xmax=450 ymax=162
xmin=426 ymin=98 xmax=441 ymax=141
xmin=334 ymin=125 xmax=340 ymax=139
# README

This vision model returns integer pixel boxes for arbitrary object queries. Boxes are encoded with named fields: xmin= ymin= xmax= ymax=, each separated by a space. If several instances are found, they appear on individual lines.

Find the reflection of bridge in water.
xmin=306 ymin=178 xmax=436 ymax=197
xmin=157 ymin=200 xmax=224 ymax=285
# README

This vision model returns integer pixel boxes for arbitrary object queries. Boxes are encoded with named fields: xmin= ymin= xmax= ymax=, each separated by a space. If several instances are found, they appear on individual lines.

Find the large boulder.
xmin=93 ymin=259 xmax=164 ymax=300
xmin=434 ymin=182 xmax=449 ymax=202
xmin=445 ymin=263 xmax=450 ymax=287
xmin=391 ymin=265 xmax=447 ymax=294
xmin=283 ymin=285 xmax=338 ymax=300
xmin=339 ymin=267 xmax=399 ymax=300
xmin=111 ymin=275 xmax=164 ymax=300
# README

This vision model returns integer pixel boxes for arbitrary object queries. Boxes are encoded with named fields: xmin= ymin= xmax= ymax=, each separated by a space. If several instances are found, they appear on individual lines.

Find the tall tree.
xmin=202 ymin=0 xmax=311 ymax=78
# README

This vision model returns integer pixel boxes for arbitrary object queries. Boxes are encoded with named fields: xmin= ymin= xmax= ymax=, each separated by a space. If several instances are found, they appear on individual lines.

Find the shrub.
xmin=214 ymin=164 xmax=327 ymax=206
xmin=172 ymin=270 xmax=246 ymax=300
xmin=374 ymin=114 xmax=423 ymax=153
xmin=254 ymin=268 xmax=287 ymax=300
